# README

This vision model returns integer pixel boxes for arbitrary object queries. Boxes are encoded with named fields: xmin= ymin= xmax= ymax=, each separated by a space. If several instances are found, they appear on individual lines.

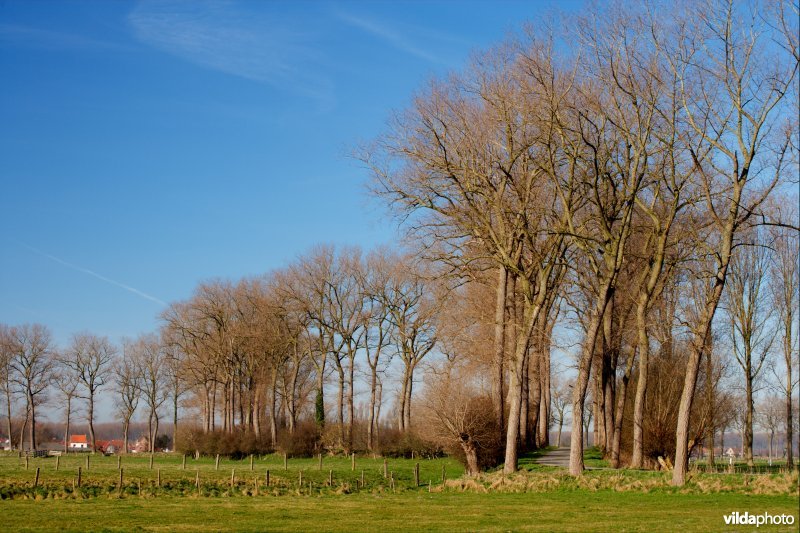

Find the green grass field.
xmin=0 ymin=452 xmax=797 ymax=532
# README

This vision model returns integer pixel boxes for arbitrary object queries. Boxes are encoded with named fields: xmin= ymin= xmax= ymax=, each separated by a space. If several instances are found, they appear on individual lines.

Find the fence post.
xmin=215 ymin=454 xmax=220 ymax=471
xmin=441 ymin=464 xmax=446 ymax=483
xmin=195 ymin=470 xmax=200 ymax=491
xmin=231 ymin=469 xmax=235 ymax=490
xmin=360 ymin=469 xmax=365 ymax=488
xmin=284 ymin=453 xmax=288 ymax=471
xmin=318 ymin=453 xmax=322 ymax=471
xmin=265 ymin=469 xmax=270 ymax=487
xmin=55 ymin=455 xmax=60 ymax=471
xmin=299 ymin=470 xmax=303 ymax=487
xmin=390 ymin=471 xmax=394 ymax=491
xmin=383 ymin=458 xmax=388 ymax=478
xmin=328 ymin=469 xmax=333 ymax=487
xmin=182 ymin=454 xmax=186 ymax=470
xmin=77 ymin=466 xmax=82 ymax=488
xmin=117 ymin=455 xmax=121 ymax=470
xmin=118 ymin=468 xmax=123 ymax=495
xmin=351 ymin=453 xmax=355 ymax=471
xmin=25 ymin=455 xmax=28 ymax=470
xmin=149 ymin=453 xmax=153 ymax=470
xmin=414 ymin=463 xmax=419 ymax=487
xmin=86 ymin=454 xmax=90 ymax=470
xmin=34 ymin=467 xmax=40 ymax=487
xmin=157 ymin=468 xmax=161 ymax=487
xmin=250 ymin=454 xmax=254 ymax=472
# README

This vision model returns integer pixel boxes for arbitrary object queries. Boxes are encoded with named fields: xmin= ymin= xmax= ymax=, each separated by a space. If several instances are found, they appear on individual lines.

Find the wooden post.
xmin=77 ymin=466 xmax=82 ymax=488
xmin=215 ymin=454 xmax=220 ymax=471
xmin=351 ymin=452 xmax=355 ymax=471
xmin=298 ymin=470 xmax=303 ymax=487
xmin=24 ymin=455 xmax=28 ymax=470
xmin=360 ymin=470 xmax=365 ymax=488
xmin=149 ymin=453 xmax=153 ymax=470
xmin=414 ymin=463 xmax=419 ymax=487
xmin=117 ymin=455 xmax=121 ymax=470
xmin=318 ymin=453 xmax=322 ymax=471
xmin=230 ymin=469 xmax=235 ymax=489
xmin=55 ymin=455 xmax=60 ymax=471
xmin=249 ymin=454 xmax=254 ymax=471
xmin=182 ymin=454 xmax=186 ymax=470
xmin=118 ymin=468 xmax=123 ymax=495
xmin=390 ymin=471 xmax=394 ymax=491
xmin=34 ymin=467 xmax=40 ymax=487
xmin=195 ymin=470 xmax=200 ymax=491
xmin=428 ymin=480 xmax=432 ymax=493
xmin=254 ymin=476 xmax=259 ymax=496
xmin=383 ymin=458 xmax=388 ymax=478
xmin=86 ymin=455 xmax=90 ymax=470
xmin=328 ymin=469 xmax=333 ymax=487
xmin=284 ymin=453 xmax=288 ymax=471
xmin=157 ymin=468 xmax=161 ymax=487
xmin=441 ymin=464 xmax=446 ymax=483
xmin=265 ymin=469 xmax=270 ymax=487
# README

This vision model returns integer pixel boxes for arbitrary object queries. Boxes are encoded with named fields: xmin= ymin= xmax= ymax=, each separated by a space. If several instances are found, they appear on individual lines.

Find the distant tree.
xmin=115 ymin=342 xmax=142 ymax=453
xmin=50 ymin=356 xmax=79 ymax=454
xmin=0 ymin=325 xmax=14 ymax=446
xmin=9 ymin=324 xmax=54 ymax=451
xmin=65 ymin=333 xmax=116 ymax=453
xmin=551 ymin=376 xmax=571 ymax=448
xmin=132 ymin=334 xmax=168 ymax=453
xmin=725 ymin=240 xmax=774 ymax=466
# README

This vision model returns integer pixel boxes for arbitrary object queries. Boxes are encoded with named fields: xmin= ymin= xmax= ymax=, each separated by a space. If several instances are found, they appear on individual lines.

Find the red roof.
xmin=70 ymin=435 xmax=87 ymax=444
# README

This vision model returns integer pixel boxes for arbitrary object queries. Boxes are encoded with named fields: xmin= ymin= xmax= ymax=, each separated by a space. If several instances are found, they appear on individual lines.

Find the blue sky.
xmin=1 ymin=0 xmax=578 ymax=346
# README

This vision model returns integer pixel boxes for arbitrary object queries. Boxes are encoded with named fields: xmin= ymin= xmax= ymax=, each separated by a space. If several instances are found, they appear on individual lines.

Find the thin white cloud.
xmin=24 ymin=245 xmax=167 ymax=307
xmin=128 ymin=0 xmax=334 ymax=104
xmin=0 ymin=23 xmax=132 ymax=51
xmin=335 ymin=11 xmax=442 ymax=64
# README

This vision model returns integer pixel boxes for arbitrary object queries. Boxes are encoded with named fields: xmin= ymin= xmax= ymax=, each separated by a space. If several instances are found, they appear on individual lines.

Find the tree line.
xmin=0 ymin=1 xmax=797 ymax=488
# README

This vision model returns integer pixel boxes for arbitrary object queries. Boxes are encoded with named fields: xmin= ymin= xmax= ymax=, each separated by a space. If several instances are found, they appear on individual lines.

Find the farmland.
xmin=0 ymin=452 xmax=797 ymax=532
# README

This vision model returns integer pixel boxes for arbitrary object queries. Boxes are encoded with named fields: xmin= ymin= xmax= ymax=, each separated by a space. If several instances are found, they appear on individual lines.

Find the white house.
xmin=69 ymin=434 xmax=88 ymax=450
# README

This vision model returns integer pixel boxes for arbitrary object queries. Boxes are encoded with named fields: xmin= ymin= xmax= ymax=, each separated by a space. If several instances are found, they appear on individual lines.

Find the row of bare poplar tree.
xmin=0 ymin=1 xmax=796 ymax=488
xmin=359 ymin=0 xmax=798 ymax=486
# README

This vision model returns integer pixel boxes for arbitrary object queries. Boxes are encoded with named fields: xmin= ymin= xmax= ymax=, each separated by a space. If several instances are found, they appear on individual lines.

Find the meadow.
xmin=0 ymin=451 xmax=797 ymax=532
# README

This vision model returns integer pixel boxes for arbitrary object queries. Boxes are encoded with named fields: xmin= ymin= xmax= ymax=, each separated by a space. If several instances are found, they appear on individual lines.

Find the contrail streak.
xmin=24 ymin=245 xmax=167 ymax=306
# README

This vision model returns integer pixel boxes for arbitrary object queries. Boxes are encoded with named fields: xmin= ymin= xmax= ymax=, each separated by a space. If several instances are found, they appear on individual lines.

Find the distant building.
xmin=69 ymin=434 xmax=89 ymax=450
xmin=96 ymin=439 xmax=124 ymax=454
xmin=1 ymin=437 xmax=10 ymax=451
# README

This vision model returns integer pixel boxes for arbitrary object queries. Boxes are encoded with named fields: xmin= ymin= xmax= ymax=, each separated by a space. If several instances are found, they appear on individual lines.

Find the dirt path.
xmin=533 ymin=447 xmax=571 ymax=468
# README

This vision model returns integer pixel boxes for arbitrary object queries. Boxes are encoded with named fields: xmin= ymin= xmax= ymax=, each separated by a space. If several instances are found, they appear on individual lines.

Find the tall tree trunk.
xmin=786 ymin=367 xmax=794 ymax=468
xmin=347 ymin=352 xmax=356 ymax=454
xmin=123 ymin=417 xmax=130 ymax=454
xmin=744 ymin=363 xmax=754 ymax=466
xmin=63 ymin=396 xmax=71 ymax=454
xmin=4 ymin=380 xmax=12 ymax=451
xmin=336 ymin=364 xmax=345 ymax=447
xmin=88 ymin=394 xmax=96 ymax=453
xmin=610 ymin=353 xmax=634 ymax=468
xmin=28 ymin=391 xmax=36 ymax=451
xmin=269 ymin=373 xmax=279 ymax=448
xmin=493 ymin=266 xmax=507 ymax=434
xmin=569 ymin=282 xmax=613 ymax=476
xmin=503 ymin=286 xmax=542 ymax=473
xmin=368 ymin=366 xmax=378 ymax=451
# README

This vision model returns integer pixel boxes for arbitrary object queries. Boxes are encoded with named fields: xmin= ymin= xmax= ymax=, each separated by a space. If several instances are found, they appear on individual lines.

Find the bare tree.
xmin=0 ymin=325 xmax=14 ymax=448
xmin=50 ymin=356 xmax=79 ymax=454
xmin=664 ymin=0 xmax=797 ymax=486
xmin=551 ymin=375 xmax=571 ymax=447
xmin=9 ymin=324 xmax=54 ymax=451
xmin=132 ymin=334 xmax=168 ymax=452
xmin=418 ymin=362 xmax=499 ymax=476
xmin=769 ymin=223 xmax=799 ymax=468
xmin=725 ymin=239 xmax=774 ymax=466
xmin=757 ymin=396 xmax=783 ymax=464
xmin=115 ymin=341 xmax=142 ymax=453
xmin=65 ymin=333 xmax=116 ymax=453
